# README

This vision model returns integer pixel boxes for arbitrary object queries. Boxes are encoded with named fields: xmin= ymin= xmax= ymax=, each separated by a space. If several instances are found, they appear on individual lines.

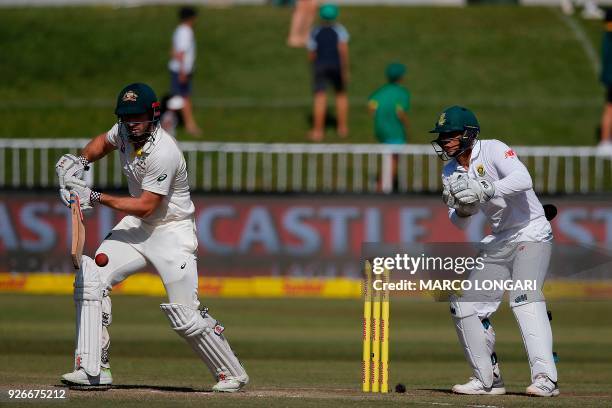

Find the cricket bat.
xmin=70 ymin=191 xmax=85 ymax=270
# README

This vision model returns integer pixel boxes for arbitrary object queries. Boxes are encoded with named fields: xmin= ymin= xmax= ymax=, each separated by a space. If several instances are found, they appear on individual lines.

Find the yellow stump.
xmin=380 ymin=267 xmax=390 ymax=393
xmin=362 ymin=261 xmax=391 ymax=394
xmin=371 ymin=280 xmax=381 ymax=393
xmin=361 ymin=261 xmax=372 ymax=392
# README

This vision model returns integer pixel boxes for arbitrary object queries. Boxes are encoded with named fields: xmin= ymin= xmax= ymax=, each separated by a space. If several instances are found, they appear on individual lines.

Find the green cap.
xmin=115 ymin=83 xmax=159 ymax=117
xmin=386 ymin=63 xmax=406 ymax=82
xmin=429 ymin=105 xmax=480 ymax=134
xmin=319 ymin=4 xmax=339 ymax=21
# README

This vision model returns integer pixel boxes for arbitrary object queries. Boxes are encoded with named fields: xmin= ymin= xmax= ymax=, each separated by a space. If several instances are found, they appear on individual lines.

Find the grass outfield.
xmin=0 ymin=5 xmax=605 ymax=145
xmin=1 ymin=294 xmax=611 ymax=407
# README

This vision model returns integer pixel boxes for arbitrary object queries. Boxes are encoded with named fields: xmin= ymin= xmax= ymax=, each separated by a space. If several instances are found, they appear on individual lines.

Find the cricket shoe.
xmin=526 ymin=374 xmax=560 ymax=397
xmin=598 ymin=140 xmax=612 ymax=155
xmin=560 ymin=0 xmax=574 ymax=15
xmin=581 ymin=2 xmax=604 ymax=20
xmin=61 ymin=368 xmax=112 ymax=388
xmin=452 ymin=376 xmax=506 ymax=395
xmin=492 ymin=362 xmax=505 ymax=390
xmin=212 ymin=374 xmax=249 ymax=393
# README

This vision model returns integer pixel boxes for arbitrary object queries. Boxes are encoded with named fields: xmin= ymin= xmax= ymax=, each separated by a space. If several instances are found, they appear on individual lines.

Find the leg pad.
xmin=161 ymin=303 xmax=247 ymax=381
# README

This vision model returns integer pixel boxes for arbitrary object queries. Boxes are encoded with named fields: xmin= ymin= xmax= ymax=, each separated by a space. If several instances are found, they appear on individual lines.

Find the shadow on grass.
xmin=57 ymin=383 xmax=210 ymax=393
xmin=418 ymin=388 xmax=526 ymax=397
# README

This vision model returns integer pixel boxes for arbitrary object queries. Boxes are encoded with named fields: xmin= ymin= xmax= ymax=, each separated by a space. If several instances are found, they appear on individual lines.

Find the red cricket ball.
xmin=95 ymin=253 xmax=109 ymax=267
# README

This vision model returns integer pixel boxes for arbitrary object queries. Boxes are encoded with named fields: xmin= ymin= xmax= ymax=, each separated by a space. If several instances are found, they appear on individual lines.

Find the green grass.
xmin=1 ymin=294 xmax=611 ymax=406
xmin=0 ymin=5 xmax=606 ymax=145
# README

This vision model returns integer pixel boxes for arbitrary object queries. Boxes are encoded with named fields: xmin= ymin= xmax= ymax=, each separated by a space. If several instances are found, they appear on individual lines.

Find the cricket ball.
xmin=95 ymin=253 xmax=109 ymax=267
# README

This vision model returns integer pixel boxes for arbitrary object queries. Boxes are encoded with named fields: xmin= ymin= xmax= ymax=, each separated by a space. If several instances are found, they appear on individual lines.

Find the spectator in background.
xmin=368 ymin=63 xmax=411 ymax=190
xmin=368 ymin=63 xmax=410 ymax=145
xmin=307 ymin=3 xmax=350 ymax=141
xmin=287 ymin=0 xmax=318 ymax=48
xmin=599 ymin=9 xmax=612 ymax=151
xmin=169 ymin=6 xmax=201 ymax=136
xmin=160 ymin=94 xmax=185 ymax=137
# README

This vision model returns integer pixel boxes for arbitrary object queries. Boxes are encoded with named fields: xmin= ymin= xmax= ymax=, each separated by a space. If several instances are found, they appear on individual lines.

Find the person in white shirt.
xmin=169 ymin=6 xmax=201 ymax=136
xmin=430 ymin=106 xmax=559 ymax=397
xmin=55 ymin=83 xmax=248 ymax=392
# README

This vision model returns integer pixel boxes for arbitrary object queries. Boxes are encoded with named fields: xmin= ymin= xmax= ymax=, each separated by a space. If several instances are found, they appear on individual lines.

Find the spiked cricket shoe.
xmin=452 ymin=377 xmax=506 ymax=395
xmin=61 ymin=368 xmax=112 ymax=388
xmin=212 ymin=374 xmax=249 ymax=393
xmin=526 ymin=374 xmax=560 ymax=397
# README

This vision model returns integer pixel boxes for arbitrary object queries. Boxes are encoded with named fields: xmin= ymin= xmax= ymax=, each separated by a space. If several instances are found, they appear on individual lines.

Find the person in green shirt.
xmin=368 ymin=63 xmax=411 ymax=145
xmin=368 ymin=63 xmax=410 ymax=191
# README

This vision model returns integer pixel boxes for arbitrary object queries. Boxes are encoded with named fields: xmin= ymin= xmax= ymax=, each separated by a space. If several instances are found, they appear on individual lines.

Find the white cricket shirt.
xmin=106 ymin=124 xmax=195 ymax=225
xmin=168 ymin=24 xmax=196 ymax=74
xmin=442 ymin=139 xmax=552 ymax=243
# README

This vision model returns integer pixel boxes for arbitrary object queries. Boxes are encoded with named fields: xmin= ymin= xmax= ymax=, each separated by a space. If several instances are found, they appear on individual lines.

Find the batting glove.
xmin=450 ymin=175 xmax=495 ymax=204
xmin=65 ymin=176 xmax=101 ymax=211
xmin=59 ymin=188 xmax=71 ymax=207
xmin=56 ymin=153 xmax=89 ymax=189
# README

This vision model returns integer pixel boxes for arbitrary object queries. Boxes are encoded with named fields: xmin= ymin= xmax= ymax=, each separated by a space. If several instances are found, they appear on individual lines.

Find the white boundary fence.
xmin=0 ymin=0 xmax=465 ymax=7
xmin=0 ymin=139 xmax=610 ymax=194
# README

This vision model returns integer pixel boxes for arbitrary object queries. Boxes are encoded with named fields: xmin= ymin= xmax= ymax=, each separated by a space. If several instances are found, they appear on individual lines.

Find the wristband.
xmin=78 ymin=156 xmax=90 ymax=170
xmin=90 ymin=191 xmax=101 ymax=205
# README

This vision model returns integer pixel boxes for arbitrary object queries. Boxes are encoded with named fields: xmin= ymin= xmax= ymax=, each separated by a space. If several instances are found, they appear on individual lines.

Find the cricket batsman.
xmin=430 ymin=106 xmax=559 ymax=397
xmin=55 ymin=83 xmax=248 ymax=392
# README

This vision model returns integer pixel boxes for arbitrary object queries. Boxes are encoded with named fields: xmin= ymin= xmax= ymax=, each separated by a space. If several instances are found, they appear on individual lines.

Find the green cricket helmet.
xmin=319 ymin=4 xmax=339 ymax=21
xmin=115 ymin=82 xmax=161 ymax=144
xmin=429 ymin=105 xmax=480 ymax=161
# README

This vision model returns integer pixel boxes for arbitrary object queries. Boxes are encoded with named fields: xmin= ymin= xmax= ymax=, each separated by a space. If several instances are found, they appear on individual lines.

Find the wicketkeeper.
xmin=55 ymin=83 xmax=248 ymax=392
xmin=430 ymin=106 xmax=559 ymax=397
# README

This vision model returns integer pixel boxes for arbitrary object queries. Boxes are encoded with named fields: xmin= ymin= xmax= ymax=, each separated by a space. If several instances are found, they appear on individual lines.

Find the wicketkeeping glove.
xmin=443 ymin=186 xmax=456 ymax=208
xmin=65 ymin=176 xmax=101 ymax=211
xmin=450 ymin=174 xmax=495 ymax=204
xmin=455 ymin=202 xmax=480 ymax=217
xmin=443 ymin=176 xmax=480 ymax=217
xmin=442 ymin=173 xmax=464 ymax=209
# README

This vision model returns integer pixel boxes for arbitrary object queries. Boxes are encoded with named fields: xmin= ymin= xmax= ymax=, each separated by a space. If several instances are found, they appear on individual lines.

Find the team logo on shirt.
xmin=437 ymin=113 xmax=446 ymax=126
xmin=504 ymin=149 xmax=516 ymax=158
xmin=122 ymin=91 xmax=138 ymax=102
xmin=157 ymin=173 xmax=167 ymax=182
xmin=476 ymin=164 xmax=485 ymax=177
xmin=213 ymin=322 xmax=225 ymax=336
xmin=135 ymin=159 xmax=146 ymax=172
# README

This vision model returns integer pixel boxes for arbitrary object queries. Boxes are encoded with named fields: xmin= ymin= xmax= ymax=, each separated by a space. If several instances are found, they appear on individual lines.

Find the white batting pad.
xmin=73 ymin=256 xmax=105 ymax=376
xmin=451 ymin=299 xmax=494 ymax=388
xmin=482 ymin=319 xmax=496 ymax=357
xmin=512 ymin=301 xmax=558 ymax=382
xmin=160 ymin=303 xmax=247 ymax=381
xmin=101 ymin=294 xmax=112 ymax=369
